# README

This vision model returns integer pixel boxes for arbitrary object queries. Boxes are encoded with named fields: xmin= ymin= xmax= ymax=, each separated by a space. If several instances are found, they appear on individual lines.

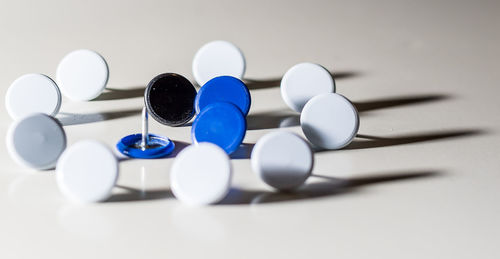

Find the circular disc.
xmin=301 ymin=93 xmax=359 ymax=150
xmin=116 ymin=133 xmax=175 ymax=159
xmin=195 ymin=76 xmax=251 ymax=116
xmin=6 ymin=113 xmax=66 ymax=170
xmin=5 ymin=74 xmax=61 ymax=120
xmin=281 ymin=62 xmax=335 ymax=112
xmin=171 ymin=143 xmax=232 ymax=205
xmin=56 ymin=49 xmax=109 ymax=101
xmin=56 ymin=140 xmax=118 ymax=203
xmin=192 ymin=40 xmax=246 ymax=86
xmin=251 ymin=131 xmax=313 ymax=190
xmin=145 ymin=73 xmax=197 ymax=126
xmin=191 ymin=102 xmax=246 ymax=154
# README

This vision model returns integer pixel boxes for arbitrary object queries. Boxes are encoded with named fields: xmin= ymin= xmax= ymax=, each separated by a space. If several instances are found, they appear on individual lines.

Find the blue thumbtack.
xmin=194 ymin=76 xmax=251 ymax=116
xmin=191 ymin=102 xmax=246 ymax=154
xmin=116 ymin=107 xmax=175 ymax=159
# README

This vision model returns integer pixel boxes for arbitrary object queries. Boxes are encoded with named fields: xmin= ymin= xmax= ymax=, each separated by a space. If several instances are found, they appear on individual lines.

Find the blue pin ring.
xmin=116 ymin=133 xmax=175 ymax=159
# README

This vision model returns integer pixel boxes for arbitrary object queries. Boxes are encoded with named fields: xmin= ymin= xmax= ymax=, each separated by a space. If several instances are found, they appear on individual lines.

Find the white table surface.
xmin=1 ymin=0 xmax=499 ymax=258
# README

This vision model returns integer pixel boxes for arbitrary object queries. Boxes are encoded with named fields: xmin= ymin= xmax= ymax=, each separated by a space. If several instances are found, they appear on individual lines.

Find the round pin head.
xmin=301 ymin=93 xmax=359 ymax=150
xmin=144 ymin=73 xmax=197 ymax=126
xmin=192 ymin=40 xmax=246 ymax=86
xmin=56 ymin=140 xmax=118 ymax=203
xmin=191 ymin=102 xmax=246 ymax=154
xmin=5 ymin=74 xmax=61 ymax=120
xmin=281 ymin=62 xmax=335 ymax=112
xmin=195 ymin=76 xmax=251 ymax=116
xmin=171 ymin=143 xmax=232 ymax=205
xmin=7 ymin=113 xmax=66 ymax=170
xmin=251 ymin=131 xmax=314 ymax=191
xmin=56 ymin=49 xmax=109 ymax=101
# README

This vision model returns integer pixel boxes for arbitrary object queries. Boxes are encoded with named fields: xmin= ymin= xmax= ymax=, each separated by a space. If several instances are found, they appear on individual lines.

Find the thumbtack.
xmin=6 ymin=113 xmax=67 ymax=170
xmin=191 ymin=102 xmax=246 ymax=155
xmin=192 ymin=40 xmax=246 ymax=86
xmin=5 ymin=74 xmax=62 ymax=120
xmin=116 ymin=107 xmax=175 ymax=159
xmin=280 ymin=62 xmax=335 ymax=112
xmin=56 ymin=49 xmax=109 ymax=101
xmin=301 ymin=93 xmax=359 ymax=150
xmin=144 ymin=73 xmax=197 ymax=127
xmin=171 ymin=142 xmax=233 ymax=205
xmin=251 ymin=131 xmax=314 ymax=191
xmin=57 ymin=140 xmax=118 ymax=203
xmin=194 ymin=75 xmax=251 ymax=116
xmin=6 ymin=49 xmax=109 ymax=120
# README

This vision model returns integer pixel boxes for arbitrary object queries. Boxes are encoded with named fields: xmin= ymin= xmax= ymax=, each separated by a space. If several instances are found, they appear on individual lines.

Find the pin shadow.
xmin=57 ymin=108 xmax=142 ymax=126
xmin=92 ymin=87 xmax=145 ymax=101
xmin=219 ymin=170 xmax=440 ymax=205
xmin=244 ymin=70 xmax=360 ymax=90
xmin=354 ymin=94 xmax=450 ymax=113
xmin=107 ymin=185 xmax=173 ymax=202
xmin=244 ymin=78 xmax=281 ymax=90
xmin=247 ymin=111 xmax=300 ymax=130
xmin=168 ymin=140 xmax=190 ymax=158
xmin=331 ymin=71 xmax=360 ymax=80
xmin=335 ymin=129 xmax=484 ymax=150
xmin=116 ymin=155 xmax=131 ymax=162
xmin=247 ymin=94 xmax=451 ymax=131
xmin=230 ymin=143 xmax=256 ymax=159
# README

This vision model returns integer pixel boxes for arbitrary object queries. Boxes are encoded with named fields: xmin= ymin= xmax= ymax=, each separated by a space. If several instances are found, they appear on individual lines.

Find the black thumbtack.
xmin=144 ymin=73 xmax=197 ymax=127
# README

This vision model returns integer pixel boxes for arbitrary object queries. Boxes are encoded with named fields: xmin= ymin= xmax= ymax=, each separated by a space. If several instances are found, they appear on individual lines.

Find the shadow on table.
xmin=108 ymin=185 xmax=173 ymax=202
xmin=333 ymin=129 xmax=484 ymax=151
xmin=246 ymin=94 xmax=452 ymax=130
xmin=57 ymin=108 xmax=142 ymax=126
xmin=247 ymin=111 xmax=300 ymax=130
xmin=244 ymin=78 xmax=281 ymax=90
xmin=230 ymin=143 xmax=256 ymax=159
xmin=244 ymin=70 xmax=360 ymax=90
xmin=106 ymin=169 xmax=440 ymax=203
xmin=168 ymin=140 xmax=190 ymax=157
xmin=354 ymin=94 xmax=451 ymax=113
xmin=92 ymin=87 xmax=146 ymax=101
xmin=220 ymin=170 xmax=440 ymax=205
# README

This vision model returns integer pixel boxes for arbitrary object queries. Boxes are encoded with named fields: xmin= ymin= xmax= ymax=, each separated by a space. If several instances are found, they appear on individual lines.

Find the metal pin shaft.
xmin=141 ymin=107 xmax=149 ymax=150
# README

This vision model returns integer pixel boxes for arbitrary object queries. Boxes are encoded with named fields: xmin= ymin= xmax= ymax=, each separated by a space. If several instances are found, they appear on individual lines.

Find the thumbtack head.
xmin=144 ymin=73 xmax=197 ymax=127
xmin=56 ymin=49 xmax=109 ymax=101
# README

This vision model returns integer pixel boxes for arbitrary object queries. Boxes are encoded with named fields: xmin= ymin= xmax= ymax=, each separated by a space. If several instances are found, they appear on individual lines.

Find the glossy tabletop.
xmin=0 ymin=0 xmax=499 ymax=258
